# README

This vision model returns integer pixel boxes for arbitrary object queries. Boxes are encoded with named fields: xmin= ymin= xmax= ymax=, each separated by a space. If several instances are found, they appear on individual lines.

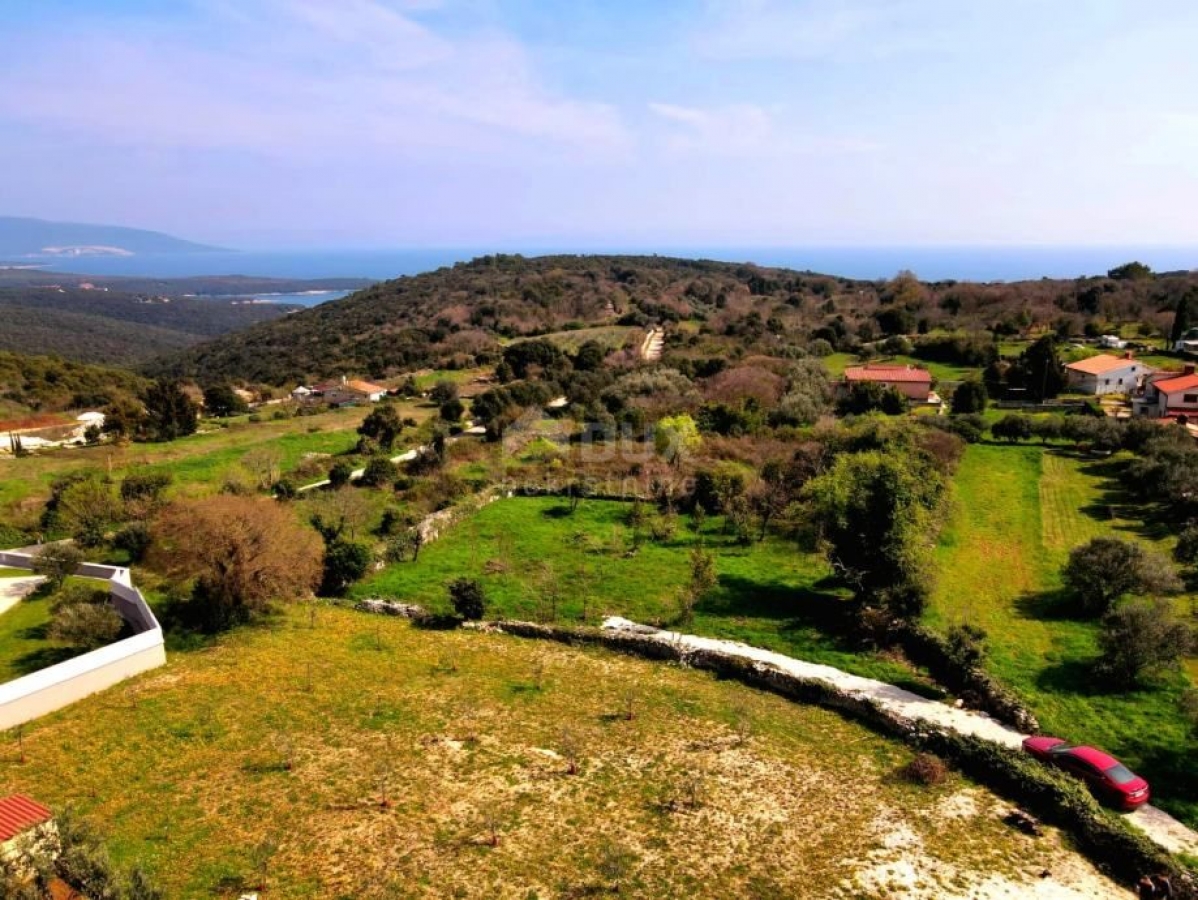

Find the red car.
xmin=1022 ymin=736 xmax=1150 ymax=810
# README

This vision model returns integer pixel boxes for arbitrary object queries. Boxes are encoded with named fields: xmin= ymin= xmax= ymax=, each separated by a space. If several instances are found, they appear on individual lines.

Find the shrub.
xmin=1174 ymin=523 xmax=1198 ymax=564
xmin=448 ymin=577 xmax=486 ymax=620
xmin=49 ymin=600 xmax=123 ymax=649
xmin=1062 ymin=537 xmax=1180 ymax=617
xmin=328 ymin=461 xmax=354 ymax=489
xmin=150 ymin=496 xmax=324 ymax=632
xmin=1095 ymin=599 xmax=1195 ymax=688
xmin=991 ymin=414 xmax=1032 ymax=443
xmin=113 ymin=522 xmax=152 ymax=562
xmin=359 ymin=456 xmax=398 ymax=488
xmin=900 ymin=752 xmax=948 ymax=786
xmin=319 ymin=539 xmax=372 ymax=596
xmin=951 ymin=380 xmax=987 ymax=415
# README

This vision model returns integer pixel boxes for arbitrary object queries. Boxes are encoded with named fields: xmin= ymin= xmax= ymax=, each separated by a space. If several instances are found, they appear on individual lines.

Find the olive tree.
xmin=31 ymin=543 xmax=84 ymax=590
xmin=1096 ymin=599 xmax=1195 ymax=688
xmin=803 ymin=450 xmax=943 ymax=620
xmin=1062 ymin=537 xmax=1180 ymax=617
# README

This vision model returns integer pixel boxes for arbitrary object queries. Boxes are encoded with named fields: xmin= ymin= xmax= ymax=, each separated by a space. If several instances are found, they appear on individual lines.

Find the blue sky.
xmin=3 ymin=0 xmax=1198 ymax=249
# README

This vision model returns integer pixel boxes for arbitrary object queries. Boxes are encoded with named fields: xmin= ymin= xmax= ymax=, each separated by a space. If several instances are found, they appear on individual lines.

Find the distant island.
xmin=0 ymin=215 xmax=226 ymax=258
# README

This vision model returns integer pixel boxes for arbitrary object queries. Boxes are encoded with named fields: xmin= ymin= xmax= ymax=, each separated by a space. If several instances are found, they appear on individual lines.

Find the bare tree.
xmin=242 ymin=447 xmax=283 ymax=491
xmin=306 ymin=488 xmax=372 ymax=542
xmin=150 ymin=496 xmax=324 ymax=631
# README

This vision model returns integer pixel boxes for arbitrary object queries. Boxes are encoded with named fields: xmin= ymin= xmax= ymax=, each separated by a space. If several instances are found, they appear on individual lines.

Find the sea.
xmin=14 ymin=245 xmax=1198 ymax=307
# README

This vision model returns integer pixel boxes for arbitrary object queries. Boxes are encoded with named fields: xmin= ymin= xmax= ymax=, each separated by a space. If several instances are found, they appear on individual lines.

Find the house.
xmin=1064 ymin=353 xmax=1151 ymax=396
xmin=0 ymin=794 xmax=54 ymax=859
xmin=1174 ymin=327 xmax=1198 ymax=355
xmin=1098 ymin=335 xmax=1128 ymax=350
xmin=345 ymin=379 xmax=387 ymax=403
xmin=306 ymin=377 xmax=387 ymax=408
xmin=1145 ymin=366 xmax=1198 ymax=420
xmin=290 ymin=385 xmax=313 ymax=401
xmin=842 ymin=364 xmax=933 ymax=402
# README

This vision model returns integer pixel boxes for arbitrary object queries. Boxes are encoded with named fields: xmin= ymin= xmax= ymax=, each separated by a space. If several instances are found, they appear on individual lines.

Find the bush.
xmin=49 ymin=598 xmax=124 ymax=649
xmin=359 ymin=456 xmax=397 ymax=488
xmin=1095 ymin=599 xmax=1195 ymax=688
xmin=991 ymin=414 xmax=1032 ymax=443
xmin=1062 ymin=537 xmax=1180 ymax=617
xmin=448 ymin=577 xmax=486 ymax=620
xmin=113 ymin=522 xmax=152 ymax=562
xmin=1175 ymin=523 xmax=1198 ymax=564
xmin=951 ymin=380 xmax=987 ymax=415
xmin=319 ymin=540 xmax=372 ymax=596
xmin=900 ymin=752 xmax=948 ymax=786
xmin=328 ymin=461 xmax=354 ymax=489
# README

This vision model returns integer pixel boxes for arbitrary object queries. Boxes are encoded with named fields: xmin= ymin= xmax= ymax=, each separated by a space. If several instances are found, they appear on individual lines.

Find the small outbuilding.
xmin=0 ymin=794 xmax=54 ymax=857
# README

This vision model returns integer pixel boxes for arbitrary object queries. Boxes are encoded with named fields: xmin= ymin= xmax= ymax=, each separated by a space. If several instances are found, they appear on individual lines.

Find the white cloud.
xmin=0 ymin=0 xmax=632 ymax=164
xmin=647 ymin=100 xmax=879 ymax=158
xmin=691 ymin=0 xmax=1045 ymax=61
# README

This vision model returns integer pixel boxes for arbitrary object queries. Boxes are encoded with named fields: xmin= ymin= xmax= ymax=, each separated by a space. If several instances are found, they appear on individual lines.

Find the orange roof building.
xmin=1064 ymin=353 xmax=1151 ymax=396
xmin=346 ymin=379 xmax=387 ymax=399
xmin=842 ymin=364 xmax=933 ymax=401
xmin=0 ymin=794 xmax=53 ymax=844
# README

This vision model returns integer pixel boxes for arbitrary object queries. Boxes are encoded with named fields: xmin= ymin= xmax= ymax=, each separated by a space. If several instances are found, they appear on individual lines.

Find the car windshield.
xmin=1103 ymin=763 xmax=1139 ymax=785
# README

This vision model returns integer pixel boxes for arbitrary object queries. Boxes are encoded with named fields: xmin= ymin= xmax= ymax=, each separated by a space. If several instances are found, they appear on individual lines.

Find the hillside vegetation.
xmin=156 ymin=253 xmax=1198 ymax=385
xmin=0 ymin=352 xmax=148 ymax=421
xmin=0 ymin=287 xmax=303 ymax=365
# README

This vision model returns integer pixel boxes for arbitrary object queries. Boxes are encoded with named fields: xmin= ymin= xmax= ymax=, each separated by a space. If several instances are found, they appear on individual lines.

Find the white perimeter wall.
xmin=0 ymin=550 xmax=166 ymax=730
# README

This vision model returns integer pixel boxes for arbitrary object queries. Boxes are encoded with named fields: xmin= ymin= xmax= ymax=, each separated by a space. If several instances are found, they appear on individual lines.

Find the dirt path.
xmin=601 ymin=616 xmax=1198 ymax=859
xmin=639 ymin=327 xmax=664 ymax=361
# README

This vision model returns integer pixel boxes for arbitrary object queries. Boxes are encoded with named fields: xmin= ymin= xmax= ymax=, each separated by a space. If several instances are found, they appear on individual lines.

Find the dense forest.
xmin=0 ymin=287 xmax=304 ymax=365
xmin=154 ymin=254 xmax=1198 ymax=386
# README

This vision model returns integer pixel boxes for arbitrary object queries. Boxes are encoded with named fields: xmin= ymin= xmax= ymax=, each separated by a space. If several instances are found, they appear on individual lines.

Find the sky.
xmin=3 ymin=0 xmax=1198 ymax=249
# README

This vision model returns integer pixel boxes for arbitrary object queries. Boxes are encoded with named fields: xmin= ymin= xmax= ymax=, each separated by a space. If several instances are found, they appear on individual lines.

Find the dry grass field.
xmin=0 ymin=605 xmax=1126 ymax=899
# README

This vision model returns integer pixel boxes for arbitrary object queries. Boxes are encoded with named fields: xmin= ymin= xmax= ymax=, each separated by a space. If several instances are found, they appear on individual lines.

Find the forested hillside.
xmin=0 ymin=287 xmax=303 ymax=365
xmin=0 ymin=351 xmax=148 ymax=417
xmin=155 ymin=253 xmax=1198 ymax=385
xmin=0 ymin=268 xmax=371 ymax=295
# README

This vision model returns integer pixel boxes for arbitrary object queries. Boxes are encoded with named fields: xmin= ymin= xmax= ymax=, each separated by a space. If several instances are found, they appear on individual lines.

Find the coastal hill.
xmin=0 ymin=272 xmax=373 ymax=367
xmin=0 ymin=215 xmax=224 ymax=257
xmin=156 ymin=252 xmax=1198 ymax=386
xmin=0 ymin=286 xmax=304 ymax=366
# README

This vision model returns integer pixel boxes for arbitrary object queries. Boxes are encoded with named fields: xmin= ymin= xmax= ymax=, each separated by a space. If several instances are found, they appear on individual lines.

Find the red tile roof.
xmin=844 ymin=364 xmax=932 ymax=384
xmin=1154 ymin=373 xmax=1198 ymax=395
xmin=347 ymin=379 xmax=386 ymax=395
xmin=0 ymin=794 xmax=52 ymax=842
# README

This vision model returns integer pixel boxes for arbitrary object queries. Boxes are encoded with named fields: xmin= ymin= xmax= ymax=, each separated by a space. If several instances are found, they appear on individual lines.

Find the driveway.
xmin=602 ymin=616 xmax=1198 ymax=858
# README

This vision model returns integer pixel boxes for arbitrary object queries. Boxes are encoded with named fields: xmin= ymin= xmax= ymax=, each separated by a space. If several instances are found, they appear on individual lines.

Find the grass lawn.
xmin=821 ymin=352 xmax=976 ymax=383
xmin=510 ymin=325 xmax=638 ymax=353
xmin=0 ymin=604 xmax=1119 ymax=899
xmin=0 ymin=583 xmax=88 ymax=683
xmin=355 ymin=497 xmax=941 ymax=692
xmin=930 ymin=443 xmax=1198 ymax=827
xmin=0 ymin=403 xmax=431 ymax=518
